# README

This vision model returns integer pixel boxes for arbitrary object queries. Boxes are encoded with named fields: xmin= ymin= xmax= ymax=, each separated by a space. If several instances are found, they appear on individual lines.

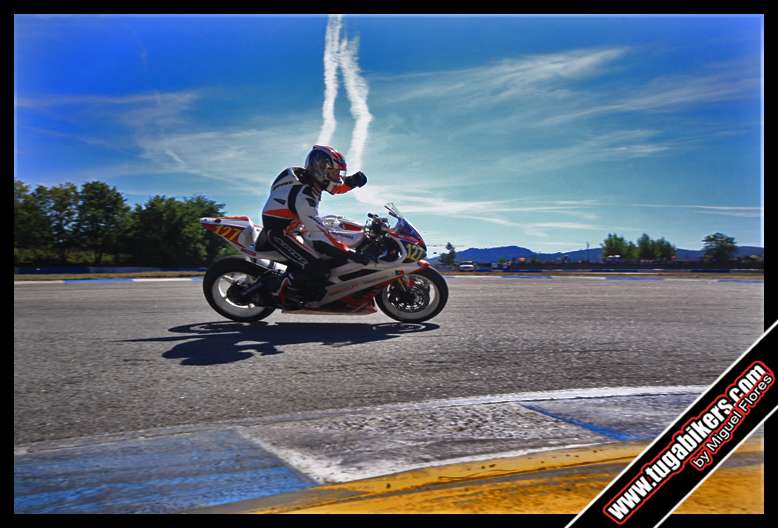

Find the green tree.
xmin=654 ymin=237 xmax=677 ymax=261
xmin=128 ymin=195 xmax=226 ymax=266
xmin=703 ymin=232 xmax=737 ymax=263
xmin=14 ymin=180 xmax=52 ymax=255
xmin=35 ymin=183 xmax=79 ymax=263
xmin=625 ymin=241 xmax=638 ymax=260
xmin=186 ymin=195 xmax=230 ymax=264
xmin=438 ymin=242 xmax=457 ymax=266
xmin=74 ymin=181 xmax=131 ymax=265
xmin=637 ymin=233 xmax=656 ymax=260
xmin=601 ymin=233 xmax=629 ymax=258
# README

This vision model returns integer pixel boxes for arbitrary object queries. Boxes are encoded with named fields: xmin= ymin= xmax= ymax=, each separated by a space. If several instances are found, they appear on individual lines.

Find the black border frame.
xmin=8 ymin=2 xmax=770 ymax=526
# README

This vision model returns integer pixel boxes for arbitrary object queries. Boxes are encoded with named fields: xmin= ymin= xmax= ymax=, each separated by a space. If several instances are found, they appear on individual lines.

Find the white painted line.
xmin=237 ymin=385 xmax=706 ymax=483
xmin=13 ymin=385 xmax=711 ymax=489
xmin=327 ymin=385 xmax=708 ymax=413
xmin=446 ymin=275 xmax=503 ymax=279
xmin=242 ymin=434 xmax=600 ymax=484
xmin=131 ymin=278 xmax=201 ymax=282
xmin=15 ymin=278 xmax=202 ymax=285
xmin=550 ymin=275 xmax=607 ymax=280
xmin=451 ymin=275 xmax=763 ymax=284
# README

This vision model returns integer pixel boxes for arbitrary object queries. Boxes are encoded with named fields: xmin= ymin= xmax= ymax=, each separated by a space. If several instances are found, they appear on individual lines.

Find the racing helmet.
xmin=304 ymin=145 xmax=347 ymax=186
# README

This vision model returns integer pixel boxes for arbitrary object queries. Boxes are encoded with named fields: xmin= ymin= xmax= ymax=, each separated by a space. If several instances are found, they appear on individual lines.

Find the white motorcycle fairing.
xmin=200 ymin=214 xmax=429 ymax=313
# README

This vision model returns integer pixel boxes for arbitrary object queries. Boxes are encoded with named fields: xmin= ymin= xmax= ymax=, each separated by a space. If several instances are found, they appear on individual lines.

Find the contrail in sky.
xmin=339 ymin=34 xmax=372 ymax=172
xmin=316 ymin=15 xmax=372 ymax=172
xmin=317 ymin=14 xmax=342 ymax=146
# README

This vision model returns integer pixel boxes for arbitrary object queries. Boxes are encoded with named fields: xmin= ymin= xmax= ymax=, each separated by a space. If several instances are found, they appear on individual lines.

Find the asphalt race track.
xmin=14 ymin=275 xmax=765 ymax=512
xmin=15 ymin=276 xmax=763 ymax=445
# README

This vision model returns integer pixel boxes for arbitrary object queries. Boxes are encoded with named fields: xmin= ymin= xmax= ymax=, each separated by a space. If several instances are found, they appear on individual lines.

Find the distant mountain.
xmin=429 ymin=245 xmax=763 ymax=263
xmin=435 ymin=245 xmax=535 ymax=263
xmin=534 ymin=248 xmax=601 ymax=262
xmin=736 ymin=246 xmax=764 ymax=257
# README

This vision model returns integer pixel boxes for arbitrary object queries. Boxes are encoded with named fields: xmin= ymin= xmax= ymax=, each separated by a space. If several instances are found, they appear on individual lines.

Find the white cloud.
xmin=16 ymin=91 xmax=199 ymax=131
xmin=316 ymin=14 xmax=342 ymax=146
xmin=314 ymin=14 xmax=373 ymax=172
xmin=630 ymin=203 xmax=761 ymax=218
xmin=376 ymin=47 xmax=628 ymax=106
xmin=693 ymin=210 xmax=761 ymax=218
xmin=18 ymin=87 xmax=327 ymax=195
xmin=371 ymin=50 xmax=759 ymax=177
xmin=493 ymin=129 xmax=676 ymax=176
xmin=134 ymin=119 xmax=319 ymax=196
xmin=527 ymin=221 xmax=606 ymax=230
xmin=15 ymin=92 xmax=194 ymax=108
xmin=16 ymin=90 xmax=201 ymax=141
xmin=331 ymin=182 xmax=606 ymax=240
xmin=339 ymin=34 xmax=373 ymax=172
xmin=542 ymin=70 xmax=760 ymax=125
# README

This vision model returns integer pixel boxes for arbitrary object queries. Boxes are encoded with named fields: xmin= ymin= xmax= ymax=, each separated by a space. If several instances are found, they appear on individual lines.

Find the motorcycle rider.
xmin=261 ymin=145 xmax=369 ymax=306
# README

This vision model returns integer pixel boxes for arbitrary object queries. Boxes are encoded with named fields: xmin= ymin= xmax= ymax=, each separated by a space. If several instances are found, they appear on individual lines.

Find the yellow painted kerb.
xmin=195 ymin=438 xmax=763 ymax=514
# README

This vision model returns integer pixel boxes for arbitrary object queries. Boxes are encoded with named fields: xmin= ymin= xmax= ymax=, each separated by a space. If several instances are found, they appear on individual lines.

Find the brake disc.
xmin=388 ymin=283 xmax=430 ymax=313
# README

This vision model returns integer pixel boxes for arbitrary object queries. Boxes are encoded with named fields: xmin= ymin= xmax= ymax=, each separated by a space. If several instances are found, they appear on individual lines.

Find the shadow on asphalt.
xmin=120 ymin=321 xmax=439 ymax=366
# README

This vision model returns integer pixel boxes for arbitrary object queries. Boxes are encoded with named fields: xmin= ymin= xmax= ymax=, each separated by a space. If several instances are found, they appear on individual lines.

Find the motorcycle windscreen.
xmin=394 ymin=217 xmax=425 ymax=248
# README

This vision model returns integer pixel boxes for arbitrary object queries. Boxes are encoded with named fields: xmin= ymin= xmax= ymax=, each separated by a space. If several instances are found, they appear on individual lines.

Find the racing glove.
xmin=343 ymin=171 xmax=367 ymax=188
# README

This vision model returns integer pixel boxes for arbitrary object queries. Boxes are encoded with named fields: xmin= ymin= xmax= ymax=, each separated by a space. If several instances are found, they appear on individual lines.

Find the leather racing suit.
xmin=260 ymin=167 xmax=367 ymax=303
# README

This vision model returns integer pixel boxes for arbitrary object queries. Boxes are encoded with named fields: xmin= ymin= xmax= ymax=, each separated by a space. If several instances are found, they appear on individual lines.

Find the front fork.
xmin=390 ymin=268 xmax=423 ymax=293
xmin=400 ymin=262 xmax=431 ymax=287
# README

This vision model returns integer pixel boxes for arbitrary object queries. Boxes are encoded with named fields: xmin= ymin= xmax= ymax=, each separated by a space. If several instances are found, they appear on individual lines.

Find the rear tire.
xmin=376 ymin=267 xmax=448 ymax=323
xmin=203 ymin=257 xmax=276 ymax=322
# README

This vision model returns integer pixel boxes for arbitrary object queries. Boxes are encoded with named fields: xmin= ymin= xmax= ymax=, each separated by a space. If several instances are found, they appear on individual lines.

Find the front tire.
xmin=203 ymin=257 xmax=276 ymax=322
xmin=376 ymin=267 xmax=448 ymax=323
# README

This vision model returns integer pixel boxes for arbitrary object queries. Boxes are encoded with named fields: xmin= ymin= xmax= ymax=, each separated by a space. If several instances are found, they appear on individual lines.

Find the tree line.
xmin=14 ymin=179 xmax=236 ymax=267
xmin=602 ymin=232 xmax=742 ymax=263
xmin=601 ymin=233 xmax=677 ymax=261
xmin=15 ymin=178 xmax=751 ymax=268
xmin=436 ymin=232 xmax=747 ymax=266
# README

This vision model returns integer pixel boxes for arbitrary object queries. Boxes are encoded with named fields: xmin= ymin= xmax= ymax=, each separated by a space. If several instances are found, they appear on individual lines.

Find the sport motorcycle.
xmin=199 ymin=203 xmax=448 ymax=323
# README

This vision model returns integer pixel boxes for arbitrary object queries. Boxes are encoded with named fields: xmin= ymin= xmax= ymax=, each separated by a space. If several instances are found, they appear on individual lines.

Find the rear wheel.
xmin=376 ymin=267 xmax=448 ymax=323
xmin=203 ymin=257 xmax=276 ymax=322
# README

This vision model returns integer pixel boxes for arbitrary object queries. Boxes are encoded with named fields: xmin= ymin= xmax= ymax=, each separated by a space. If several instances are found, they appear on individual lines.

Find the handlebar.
xmin=360 ymin=212 xmax=409 ymax=265
xmin=367 ymin=213 xmax=389 ymax=224
xmin=365 ymin=213 xmax=390 ymax=239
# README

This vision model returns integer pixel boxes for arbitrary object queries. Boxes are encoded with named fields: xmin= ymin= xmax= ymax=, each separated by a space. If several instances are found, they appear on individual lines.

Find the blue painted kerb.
xmin=14 ymin=430 xmax=314 ymax=514
xmin=521 ymin=404 xmax=645 ymax=442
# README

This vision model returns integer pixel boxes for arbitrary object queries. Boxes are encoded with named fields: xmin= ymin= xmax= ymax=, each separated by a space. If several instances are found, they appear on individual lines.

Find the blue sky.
xmin=14 ymin=14 xmax=763 ymax=253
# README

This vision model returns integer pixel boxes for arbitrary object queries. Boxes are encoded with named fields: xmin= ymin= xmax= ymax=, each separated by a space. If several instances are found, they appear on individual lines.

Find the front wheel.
xmin=376 ymin=267 xmax=448 ymax=323
xmin=203 ymin=257 xmax=276 ymax=322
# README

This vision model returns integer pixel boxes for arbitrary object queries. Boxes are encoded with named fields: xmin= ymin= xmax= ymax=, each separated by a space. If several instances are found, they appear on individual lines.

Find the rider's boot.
xmin=281 ymin=272 xmax=329 ymax=308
